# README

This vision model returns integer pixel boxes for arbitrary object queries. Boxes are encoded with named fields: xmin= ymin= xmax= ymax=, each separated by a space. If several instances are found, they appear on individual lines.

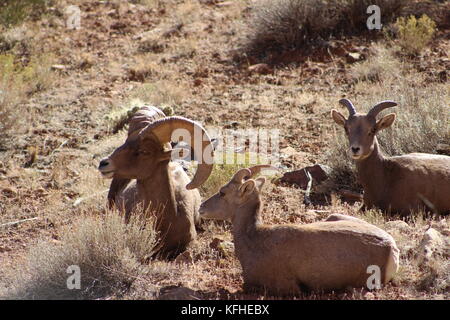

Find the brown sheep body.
xmin=332 ymin=99 xmax=450 ymax=216
xmin=99 ymin=107 xmax=213 ymax=258
xmin=199 ymin=166 xmax=399 ymax=295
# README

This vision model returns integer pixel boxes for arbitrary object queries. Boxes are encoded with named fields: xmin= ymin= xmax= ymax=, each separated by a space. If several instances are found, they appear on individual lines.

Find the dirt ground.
xmin=0 ymin=0 xmax=449 ymax=300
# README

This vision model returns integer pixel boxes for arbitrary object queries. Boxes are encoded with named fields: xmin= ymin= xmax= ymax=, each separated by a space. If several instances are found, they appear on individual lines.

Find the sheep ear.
xmin=158 ymin=150 xmax=172 ymax=162
xmin=255 ymin=177 xmax=266 ymax=191
xmin=375 ymin=113 xmax=396 ymax=132
xmin=239 ymin=180 xmax=256 ymax=198
xmin=331 ymin=109 xmax=346 ymax=127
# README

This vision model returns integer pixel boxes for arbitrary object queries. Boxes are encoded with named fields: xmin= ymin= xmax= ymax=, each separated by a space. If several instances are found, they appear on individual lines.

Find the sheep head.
xmin=99 ymin=116 xmax=214 ymax=190
xmin=199 ymin=165 xmax=276 ymax=220
xmin=331 ymin=99 xmax=397 ymax=160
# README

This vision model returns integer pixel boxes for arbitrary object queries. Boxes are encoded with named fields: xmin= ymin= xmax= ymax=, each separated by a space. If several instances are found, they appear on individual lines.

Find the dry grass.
xmin=243 ymin=0 xmax=406 ymax=56
xmin=0 ymin=0 xmax=448 ymax=301
xmin=1 ymin=208 xmax=162 ymax=299
xmin=0 ymin=52 xmax=54 ymax=146
xmin=0 ymin=0 xmax=50 ymax=27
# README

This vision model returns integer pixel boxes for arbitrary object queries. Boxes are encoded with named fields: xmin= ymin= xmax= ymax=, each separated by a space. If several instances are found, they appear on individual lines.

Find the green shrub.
xmin=395 ymin=14 xmax=436 ymax=55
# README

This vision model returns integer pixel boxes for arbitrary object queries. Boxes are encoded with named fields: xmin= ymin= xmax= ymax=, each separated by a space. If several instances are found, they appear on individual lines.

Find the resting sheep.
xmin=199 ymin=166 xmax=399 ymax=295
xmin=331 ymin=99 xmax=450 ymax=216
xmin=99 ymin=107 xmax=214 ymax=258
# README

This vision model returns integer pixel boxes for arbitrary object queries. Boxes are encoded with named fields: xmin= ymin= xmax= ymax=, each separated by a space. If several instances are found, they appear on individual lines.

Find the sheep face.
xmin=199 ymin=172 xmax=266 ymax=221
xmin=331 ymin=101 xmax=396 ymax=160
xmin=99 ymin=133 xmax=171 ymax=180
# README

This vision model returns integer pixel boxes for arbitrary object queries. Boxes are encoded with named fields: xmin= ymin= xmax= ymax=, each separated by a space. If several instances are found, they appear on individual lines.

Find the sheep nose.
xmin=99 ymin=159 xmax=109 ymax=169
xmin=351 ymin=147 xmax=360 ymax=154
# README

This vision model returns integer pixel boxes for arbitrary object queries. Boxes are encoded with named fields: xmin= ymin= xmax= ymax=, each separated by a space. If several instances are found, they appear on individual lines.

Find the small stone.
xmin=280 ymin=164 xmax=331 ymax=189
xmin=347 ymin=52 xmax=362 ymax=63
xmin=248 ymin=63 xmax=273 ymax=75
xmin=385 ymin=220 xmax=410 ymax=232
xmin=158 ymin=286 xmax=200 ymax=300
xmin=51 ymin=64 xmax=67 ymax=70
xmin=2 ymin=187 xmax=17 ymax=197
xmin=414 ymin=228 xmax=445 ymax=265
xmin=364 ymin=292 xmax=375 ymax=300
xmin=174 ymin=250 xmax=193 ymax=265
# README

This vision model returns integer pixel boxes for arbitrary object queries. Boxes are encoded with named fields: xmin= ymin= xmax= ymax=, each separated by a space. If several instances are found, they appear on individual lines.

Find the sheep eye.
xmin=219 ymin=191 xmax=225 ymax=197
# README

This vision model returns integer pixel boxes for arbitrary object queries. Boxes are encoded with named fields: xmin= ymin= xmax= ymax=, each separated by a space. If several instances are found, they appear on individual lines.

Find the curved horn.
xmin=141 ymin=116 xmax=214 ymax=190
xmin=232 ymin=168 xmax=252 ymax=183
xmin=248 ymin=165 xmax=278 ymax=177
xmin=367 ymin=100 xmax=397 ymax=118
xmin=128 ymin=106 xmax=166 ymax=135
xmin=339 ymin=98 xmax=356 ymax=116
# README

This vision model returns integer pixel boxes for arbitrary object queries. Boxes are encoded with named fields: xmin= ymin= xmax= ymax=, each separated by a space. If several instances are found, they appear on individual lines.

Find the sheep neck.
xmin=136 ymin=161 xmax=178 ymax=225
xmin=232 ymin=193 xmax=263 ymax=258
xmin=355 ymin=138 xmax=386 ymax=200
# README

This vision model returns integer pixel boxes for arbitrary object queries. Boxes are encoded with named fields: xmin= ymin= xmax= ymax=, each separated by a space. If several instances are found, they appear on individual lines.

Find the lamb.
xmin=331 ymin=99 xmax=450 ymax=216
xmin=99 ymin=108 xmax=214 ymax=258
xmin=199 ymin=166 xmax=399 ymax=295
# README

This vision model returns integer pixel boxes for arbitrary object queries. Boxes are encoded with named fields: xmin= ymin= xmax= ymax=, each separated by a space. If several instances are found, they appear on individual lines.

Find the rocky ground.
xmin=0 ymin=0 xmax=448 ymax=299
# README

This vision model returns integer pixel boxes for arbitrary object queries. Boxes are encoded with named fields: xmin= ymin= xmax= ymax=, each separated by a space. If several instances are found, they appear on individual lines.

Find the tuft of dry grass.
xmin=243 ymin=0 xmax=406 ymax=57
xmin=1 ymin=208 xmax=162 ymax=299
xmin=0 ymin=0 xmax=50 ymax=28
xmin=350 ymin=45 xmax=403 ymax=83
xmin=0 ymin=52 xmax=54 ymax=146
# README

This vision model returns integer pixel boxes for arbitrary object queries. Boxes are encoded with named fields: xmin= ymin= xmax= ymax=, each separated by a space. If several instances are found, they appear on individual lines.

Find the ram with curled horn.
xmin=331 ymin=99 xmax=450 ymax=216
xmin=99 ymin=107 xmax=214 ymax=258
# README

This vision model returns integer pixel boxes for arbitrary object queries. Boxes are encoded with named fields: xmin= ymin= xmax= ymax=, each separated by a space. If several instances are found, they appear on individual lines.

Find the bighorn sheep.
xmin=107 ymin=106 xmax=166 ymax=209
xmin=199 ymin=166 xmax=399 ymax=295
xmin=99 ymin=107 xmax=214 ymax=258
xmin=331 ymin=99 xmax=450 ymax=216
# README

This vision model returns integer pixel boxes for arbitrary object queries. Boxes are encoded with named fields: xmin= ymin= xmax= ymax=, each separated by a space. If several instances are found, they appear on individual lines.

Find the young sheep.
xmin=331 ymin=99 xmax=450 ymax=216
xmin=99 ymin=110 xmax=214 ymax=258
xmin=199 ymin=166 xmax=399 ymax=295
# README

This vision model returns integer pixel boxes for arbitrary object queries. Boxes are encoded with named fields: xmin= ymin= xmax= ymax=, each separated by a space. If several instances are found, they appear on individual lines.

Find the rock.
xmin=436 ymin=143 xmax=450 ymax=156
xmin=174 ymin=250 xmax=193 ymax=265
xmin=216 ymin=1 xmax=233 ymax=7
xmin=248 ymin=63 xmax=273 ymax=75
xmin=385 ymin=220 xmax=410 ymax=232
xmin=414 ymin=228 xmax=445 ymax=265
xmin=1 ymin=187 xmax=17 ymax=197
xmin=280 ymin=164 xmax=331 ymax=189
xmin=338 ymin=189 xmax=363 ymax=202
xmin=346 ymin=52 xmax=362 ymax=63
xmin=364 ymin=292 xmax=375 ymax=300
xmin=51 ymin=64 xmax=67 ymax=71
xmin=158 ymin=286 xmax=201 ymax=300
